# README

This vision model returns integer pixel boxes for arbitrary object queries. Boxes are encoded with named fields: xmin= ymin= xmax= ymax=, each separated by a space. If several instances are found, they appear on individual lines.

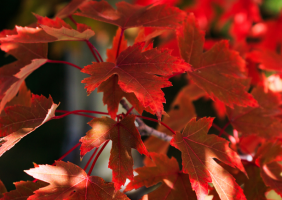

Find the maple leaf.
xmin=0 ymin=15 xmax=94 ymax=43
xmin=55 ymin=0 xmax=91 ymax=19
xmin=82 ymin=42 xmax=190 ymax=119
xmin=75 ymin=0 xmax=186 ymax=30
xmin=98 ymin=28 xmax=145 ymax=119
xmin=235 ymin=163 xmax=267 ymax=200
xmin=125 ymin=153 xmax=197 ymax=200
xmin=227 ymin=86 xmax=282 ymax=138
xmin=0 ymin=95 xmax=59 ymax=157
xmin=0 ymin=181 xmax=48 ymax=200
xmin=210 ymin=162 xmax=268 ymax=200
xmin=255 ymin=141 xmax=282 ymax=197
xmin=170 ymin=117 xmax=247 ymax=200
xmin=80 ymin=115 xmax=149 ymax=189
xmin=25 ymin=161 xmax=129 ymax=200
xmin=177 ymin=13 xmax=257 ymax=108
xmin=0 ymin=40 xmax=48 ymax=112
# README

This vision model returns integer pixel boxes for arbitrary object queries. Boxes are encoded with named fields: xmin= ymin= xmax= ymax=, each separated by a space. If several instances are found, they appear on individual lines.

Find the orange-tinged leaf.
xmin=0 ymin=95 xmax=59 ymax=157
xmin=0 ymin=16 xmax=95 ymax=43
xmin=177 ymin=14 xmax=257 ymax=108
xmin=0 ymin=181 xmax=48 ymax=200
xmin=227 ymin=86 xmax=282 ymax=138
xmin=24 ymin=161 xmax=129 ymax=200
xmin=80 ymin=115 xmax=149 ymax=189
xmin=170 ymin=117 xmax=246 ymax=200
xmin=82 ymin=42 xmax=190 ymax=120
xmin=75 ymin=0 xmax=186 ymax=29
xmin=55 ymin=0 xmax=91 ymax=19
xmin=125 ymin=153 xmax=197 ymax=200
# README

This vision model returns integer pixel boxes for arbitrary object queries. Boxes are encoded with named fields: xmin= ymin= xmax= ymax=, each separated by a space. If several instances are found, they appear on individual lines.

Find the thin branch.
xmin=85 ymin=40 xmax=100 ymax=63
xmin=119 ymin=99 xmax=172 ymax=142
xmin=54 ymin=142 xmax=81 ymax=164
xmin=218 ymin=121 xmax=231 ymax=137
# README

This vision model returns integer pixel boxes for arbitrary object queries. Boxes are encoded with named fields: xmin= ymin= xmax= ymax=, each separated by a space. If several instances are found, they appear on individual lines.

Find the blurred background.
xmin=1 ymin=0 xmax=282 ymax=199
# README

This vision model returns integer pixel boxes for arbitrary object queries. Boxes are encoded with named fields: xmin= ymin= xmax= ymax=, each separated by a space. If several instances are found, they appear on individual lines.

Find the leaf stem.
xmin=56 ymin=109 xmax=109 ymax=116
xmin=85 ymin=40 xmax=100 ymax=63
xmin=134 ymin=115 xmax=176 ymax=135
xmin=125 ymin=106 xmax=134 ymax=117
xmin=218 ymin=121 xmax=231 ymax=137
xmin=87 ymin=141 xmax=109 ymax=176
xmin=83 ymin=148 xmax=98 ymax=171
xmin=116 ymin=28 xmax=125 ymax=59
xmin=47 ymin=59 xmax=82 ymax=70
xmin=54 ymin=142 xmax=81 ymax=164
xmin=53 ymin=111 xmax=96 ymax=120
xmin=68 ymin=15 xmax=78 ymax=26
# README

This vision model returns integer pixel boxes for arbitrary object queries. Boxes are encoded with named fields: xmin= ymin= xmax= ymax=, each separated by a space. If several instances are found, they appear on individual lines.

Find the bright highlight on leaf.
xmin=0 ymin=94 xmax=59 ymax=157
xmin=24 ymin=161 xmax=129 ymax=200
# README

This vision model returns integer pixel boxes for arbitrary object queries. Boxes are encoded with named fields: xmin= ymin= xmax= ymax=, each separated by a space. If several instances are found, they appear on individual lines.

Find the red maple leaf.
xmin=0 ymin=38 xmax=48 ymax=112
xmin=80 ymin=115 xmax=149 ymax=189
xmin=0 ymin=94 xmax=59 ymax=157
xmin=25 ymin=161 xmax=129 ymax=200
xmin=125 ymin=153 xmax=197 ymax=200
xmin=1 ymin=181 xmax=48 ymax=200
xmin=75 ymin=0 xmax=186 ymax=30
xmin=98 ymin=28 xmax=145 ymax=119
xmin=81 ymin=42 xmax=190 ymax=119
xmin=0 ymin=15 xmax=94 ymax=43
xmin=227 ymin=86 xmax=282 ymax=138
xmin=170 ymin=117 xmax=247 ymax=200
xmin=255 ymin=140 xmax=282 ymax=197
xmin=177 ymin=13 xmax=257 ymax=108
